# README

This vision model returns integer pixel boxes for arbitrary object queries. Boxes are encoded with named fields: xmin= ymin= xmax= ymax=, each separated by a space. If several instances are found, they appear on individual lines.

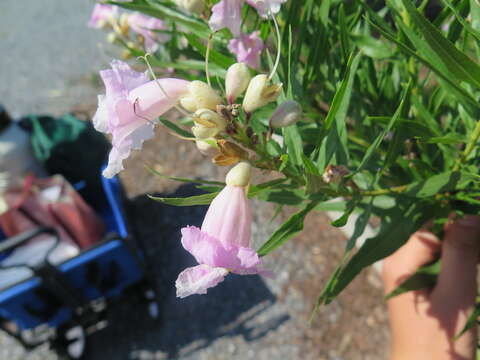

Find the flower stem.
xmin=205 ymin=33 xmax=213 ymax=87
xmin=139 ymin=53 xmax=191 ymax=118
xmin=360 ymin=184 xmax=409 ymax=197
xmin=268 ymin=12 xmax=282 ymax=81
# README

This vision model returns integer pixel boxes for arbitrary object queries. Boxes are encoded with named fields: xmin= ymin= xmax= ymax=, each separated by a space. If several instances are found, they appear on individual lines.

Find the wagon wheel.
xmin=52 ymin=325 xmax=87 ymax=360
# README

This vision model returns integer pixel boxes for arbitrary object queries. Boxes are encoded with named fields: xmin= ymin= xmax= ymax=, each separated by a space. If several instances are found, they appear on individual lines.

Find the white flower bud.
xmin=226 ymin=161 xmax=252 ymax=187
xmin=180 ymin=81 xmax=223 ymax=112
xmin=225 ymin=63 xmax=251 ymax=104
xmin=176 ymin=0 xmax=204 ymax=14
xmin=192 ymin=126 xmax=217 ymax=139
xmin=242 ymin=75 xmax=282 ymax=113
xmin=192 ymin=109 xmax=227 ymax=139
xmin=196 ymin=140 xmax=219 ymax=157
xmin=107 ymin=32 xmax=118 ymax=44
xmin=269 ymin=101 xmax=302 ymax=128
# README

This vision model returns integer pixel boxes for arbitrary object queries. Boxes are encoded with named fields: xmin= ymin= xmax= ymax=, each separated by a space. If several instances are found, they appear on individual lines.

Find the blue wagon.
xmin=0 ymin=173 xmax=159 ymax=359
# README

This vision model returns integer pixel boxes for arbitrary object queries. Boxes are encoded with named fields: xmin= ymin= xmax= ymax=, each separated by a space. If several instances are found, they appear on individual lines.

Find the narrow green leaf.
xmin=159 ymin=118 xmax=193 ymax=138
xmin=331 ymin=199 xmax=357 ymax=228
xmin=356 ymin=81 xmax=411 ymax=173
xmin=455 ymin=303 xmax=480 ymax=339
xmin=145 ymin=166 xmax=225 ymax=185
xmin=248 ymin=178 xmax=287 ymax=197
xmin=258 ymin=202 xmax=317 ymax=256
xmin=322 ymin=52 xmax=362 ymax=132
xmin=283 ymin=124 xmax=303 ymax=167
xmin=148 ymin=192 xmax=218 ymax=206
xmin=404 ymin=171 xmax=473 ymax=198
xmin=183 ymin=33 xmax=235 ymax=69
xmin=317 ymin=52 xmax=362 ymax=170
xmin=318 ymin=201 xmax=436 ymax=304
xmin=369 ymin=19 xmax=479 ymax=109
xmin=385 ymin=260 xmax=440 ymax=299
xmin=345 ymin=202 xmax=373 ymax=251
xmin=401 ymin=0 xmax=480 ymax=88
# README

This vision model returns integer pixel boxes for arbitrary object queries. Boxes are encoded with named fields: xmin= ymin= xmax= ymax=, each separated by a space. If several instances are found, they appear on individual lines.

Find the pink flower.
xmin=228 ymin=31 xmax=264 ymax=69
xmin=93 ymin=60 xmax=189 ymax=178
xmin=208 ymin=0 xmax=243 ymax=37
xmin=88 ymin=4 xmax=118 ymax=28
xmin=128 ymin=12 xmax=169 ymax=52
xmin=176 ymin=164 xmax=267 ymax=298
xmin=246 ymin=0 xmax=287 ymax=18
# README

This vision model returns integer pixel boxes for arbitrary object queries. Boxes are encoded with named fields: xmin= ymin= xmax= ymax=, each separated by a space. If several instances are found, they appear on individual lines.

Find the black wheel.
xmin=144 ymin=288 xmax=160 ymax=320
xmin=52 ymin=325 xmax=87 ymax=360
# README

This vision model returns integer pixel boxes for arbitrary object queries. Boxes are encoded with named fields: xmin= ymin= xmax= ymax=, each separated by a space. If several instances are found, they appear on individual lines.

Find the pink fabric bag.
xmin=0 ymin=175 xmax=105 ymax=249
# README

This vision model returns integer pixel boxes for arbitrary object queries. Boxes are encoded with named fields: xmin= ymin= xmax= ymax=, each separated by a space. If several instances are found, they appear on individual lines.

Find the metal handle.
xmin=0 ymin=227 xmax=59 ymax=270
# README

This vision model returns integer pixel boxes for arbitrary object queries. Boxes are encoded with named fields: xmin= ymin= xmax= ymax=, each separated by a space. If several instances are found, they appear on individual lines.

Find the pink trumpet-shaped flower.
xmin=176 ymin=165 xmax=267 ymax=298
xmin=208 ymin=0 xmax=243 ymax=37
xmin=128 ymin=13 xmax=169 ymax=52
xmin=93 ymin=60 xmax=189 ymax=178
xmin=88 ymin=4 xmax=118 ymax=28
xmin=228 ymin=31 xmax=264 ymax=70
xmin=246 ymin=0 xmax=287 ymax=18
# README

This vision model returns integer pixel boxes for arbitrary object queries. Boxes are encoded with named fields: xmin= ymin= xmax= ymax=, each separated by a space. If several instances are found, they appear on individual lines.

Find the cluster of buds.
xmin=225 ymin=64 xmax=283 ymax=114
xmin=88 ymin=4 xmax=169 ymax=55
xmin=181 ymin=62 xmax=283 ymax=166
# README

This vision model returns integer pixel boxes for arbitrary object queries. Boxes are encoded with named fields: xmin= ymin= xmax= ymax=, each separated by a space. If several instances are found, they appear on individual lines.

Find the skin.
xmin=383 ymin=216 xmax=480 ymax=360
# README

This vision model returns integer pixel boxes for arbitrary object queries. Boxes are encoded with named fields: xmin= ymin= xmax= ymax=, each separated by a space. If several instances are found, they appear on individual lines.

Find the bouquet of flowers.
xmin=88 ymin=0 xmax=480 ymax=332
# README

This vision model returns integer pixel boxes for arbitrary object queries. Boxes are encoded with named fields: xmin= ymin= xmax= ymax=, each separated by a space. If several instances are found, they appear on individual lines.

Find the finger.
xmin=383 ymin=227 xmax=441 ymax=295
xmin=433 ymin=215 xmax=480 ymax=303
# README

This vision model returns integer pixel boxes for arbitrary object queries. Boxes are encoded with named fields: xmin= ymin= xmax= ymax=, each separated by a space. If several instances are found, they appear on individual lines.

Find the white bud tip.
xmin=225 ymin=63 xmax=251 ymax=104
xmin=226 ymin=162 xmax=252 ymax=187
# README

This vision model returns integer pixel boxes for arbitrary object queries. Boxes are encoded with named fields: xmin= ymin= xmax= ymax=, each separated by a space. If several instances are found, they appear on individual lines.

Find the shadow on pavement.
xmin=86 ymin=184 xmax=288 ymax=359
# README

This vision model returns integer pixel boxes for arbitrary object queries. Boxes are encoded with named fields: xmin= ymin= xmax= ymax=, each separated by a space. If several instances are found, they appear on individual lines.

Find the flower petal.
xmin=128 ymin=13 xmax=170 ymax=52
xmin=180 ymin=226 xmax=261 ymax=272
xmin=228 ymin=31 xmax=264 ymax=70
xmin=246 ymin=0 xmax=286 ymax=18
xmin=93 ymin=94 xmax=109 ymax=133
xmin=176 ymin=264 xmax=228 ymax=298
xmin=88 ymin=4 xmax=117 ymax=28
xmin=101 ymin=99 xmax=154 ymax=178
xmin=127 ymin=78 xmax=189 ymax=120
xmin=209 ymin=0 xmax=242 ymax=37
xmin=100 ymin=60 xmax=149 ymax=101
xmin=201 ymin=186 xmax=252 ymax=248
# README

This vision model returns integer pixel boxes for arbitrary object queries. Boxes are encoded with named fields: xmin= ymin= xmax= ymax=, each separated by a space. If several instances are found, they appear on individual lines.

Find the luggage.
xmin=0 ymin=175 xmax=106 ymax=249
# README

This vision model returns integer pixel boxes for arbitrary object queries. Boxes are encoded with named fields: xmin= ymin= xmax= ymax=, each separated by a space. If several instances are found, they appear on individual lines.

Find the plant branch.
xmin=454 ymin=120 xmax=480 ymax=171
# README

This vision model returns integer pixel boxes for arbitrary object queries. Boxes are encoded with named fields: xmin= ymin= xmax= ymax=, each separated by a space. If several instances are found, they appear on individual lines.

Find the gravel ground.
xmin=0 ymin=1 xmax=390 ymax=359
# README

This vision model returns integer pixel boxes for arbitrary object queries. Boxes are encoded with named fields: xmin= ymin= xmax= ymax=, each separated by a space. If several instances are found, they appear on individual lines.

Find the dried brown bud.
xmin=322 ymin=165 xmax=349 ymax=184
xmin=212 ymin=140 xmax=249 ymax=166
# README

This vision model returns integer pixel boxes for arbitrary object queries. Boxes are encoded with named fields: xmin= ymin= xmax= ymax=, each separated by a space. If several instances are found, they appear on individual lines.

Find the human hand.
xmin=383 ymin=216 xmax=480 ymax=360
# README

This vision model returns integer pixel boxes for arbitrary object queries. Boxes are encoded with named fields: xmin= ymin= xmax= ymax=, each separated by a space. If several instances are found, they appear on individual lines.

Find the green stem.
xmin=360 ymin=184 xmax=409 ymax=196
xmin=454 ymin=120 xmax=480 ymax=171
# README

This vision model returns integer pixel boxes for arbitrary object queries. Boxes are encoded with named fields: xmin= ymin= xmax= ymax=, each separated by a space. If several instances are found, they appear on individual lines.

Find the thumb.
xmin=433 ymin=215 xmax=480 ymax=302
xmin=383 ymin=226 xmax=441 ymax=295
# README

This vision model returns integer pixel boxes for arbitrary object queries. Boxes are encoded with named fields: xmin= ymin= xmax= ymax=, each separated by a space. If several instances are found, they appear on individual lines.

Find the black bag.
xmin=19 ymin=113 xmax=111 ymax=209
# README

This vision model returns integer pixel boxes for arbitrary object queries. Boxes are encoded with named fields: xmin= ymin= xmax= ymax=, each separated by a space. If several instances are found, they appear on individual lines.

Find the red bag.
xmin=0 ymin=175 xmax=105 ymax=249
